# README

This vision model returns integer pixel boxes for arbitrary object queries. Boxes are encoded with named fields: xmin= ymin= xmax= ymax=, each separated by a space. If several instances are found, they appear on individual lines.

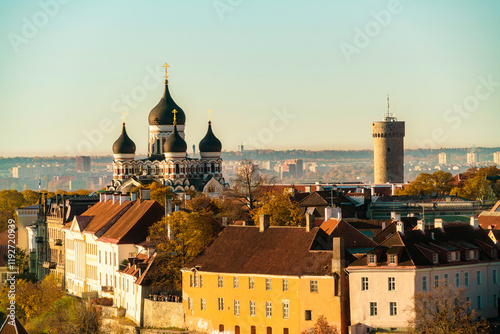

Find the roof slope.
xmin=183 ymin=226 xmax=333 ymax=276
xmin=79 ymin=200 xmax=133 ymax=234
xmin=320 ymin=218 xmax=377 ymax=249
xmin=0 ymin=317 xmax=28 ymax=334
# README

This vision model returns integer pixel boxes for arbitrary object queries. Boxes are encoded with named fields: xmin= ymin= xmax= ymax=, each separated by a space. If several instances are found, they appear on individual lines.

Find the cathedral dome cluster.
xmin=109 ymin=62 xmax=227 ymax=196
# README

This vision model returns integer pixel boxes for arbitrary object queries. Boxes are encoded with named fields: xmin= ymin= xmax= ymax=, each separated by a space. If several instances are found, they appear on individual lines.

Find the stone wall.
xmin=143 ymin=299 xmax=185 ymax=329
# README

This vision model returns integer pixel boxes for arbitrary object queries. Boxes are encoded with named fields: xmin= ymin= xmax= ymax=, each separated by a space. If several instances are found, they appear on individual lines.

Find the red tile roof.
xmin=320 ymin=218 xmax=377 ymax=249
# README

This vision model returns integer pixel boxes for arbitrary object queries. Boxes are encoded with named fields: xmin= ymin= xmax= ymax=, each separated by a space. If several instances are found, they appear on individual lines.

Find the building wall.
xmin=15 ymin=208 xmax=38 ymax=251
xmin=182 ymin=271 xmax=339 ymax=334
xmin=143 ymin=299 xmax=184 ymax=329
xmin=372 ymin=121 xmax=405 ymax=184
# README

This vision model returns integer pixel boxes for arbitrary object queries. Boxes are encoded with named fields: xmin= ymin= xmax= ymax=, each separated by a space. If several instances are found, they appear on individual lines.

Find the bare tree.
xmin=408 ymin=282 xmax=489 ymax=334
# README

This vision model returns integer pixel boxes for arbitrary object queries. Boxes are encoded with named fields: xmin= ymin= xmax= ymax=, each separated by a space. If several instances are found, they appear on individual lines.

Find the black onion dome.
xmin=148 ymin=83 xmax=186 ymax=126
xmin=113 ymin=123 xmax=136 ymax=154
xmin=164 ymin=125 xmax=187 ymax=153
xmin=199 ymin=121 xmax=222 ymax=153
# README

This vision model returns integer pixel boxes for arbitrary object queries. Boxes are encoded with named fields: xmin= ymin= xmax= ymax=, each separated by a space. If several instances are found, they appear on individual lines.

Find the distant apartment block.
xmin=467 ymin=152 xmax=478 ymax=165
xmin=75 ymin=156 xmax=91 ymax=172
xmin=494 ymin=152 xmax=500 ymax=165
xmin=438 ymin=152 xmax=450 ymax=165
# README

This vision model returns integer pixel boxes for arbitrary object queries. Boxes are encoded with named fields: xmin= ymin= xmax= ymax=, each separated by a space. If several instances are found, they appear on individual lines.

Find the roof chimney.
xmin=381 ymin=222 xmax=386 ymax=230
xmin=396 ymin=221 xmax=404 ymax=234
xmin=222 ymin=216 xmax=228 ymax=227
xmin=119 ymin=194 xmax=130 ymax=205
xmin=434 ymin=219 xmax=443 ymax=229
xmin=99 ymin=192 xmax=105 ymax=202
xmin=391 ymin=212 xmax=401 ymax=222
xmin=470 ymin=216 xmax=479 ymax=228
xmin=333 ymin=207 xmax=342 ymax=221
xmin=332 ymin=237 xmax=345 ymax=275
xmin=364 ymin=187 xmax=372 ymax=204
xmin=325 ymin=207 xmax=333 ymax=221
xmin=417 ymin=219 xmax=426 ymax=231
xmin=131 ymin=192 xmax=137 ymax=201
xmin=140 ymin=189 xmax=150 ymax=200
xmin=306 ymin=214 xmax=315 ymax=232
xmin=259 ymin=214 xmax=270 ymax=232
xmin=112 ymin=193 xmax=120 ymax=204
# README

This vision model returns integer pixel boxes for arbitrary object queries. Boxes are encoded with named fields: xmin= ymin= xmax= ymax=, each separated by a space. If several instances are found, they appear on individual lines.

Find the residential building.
xmin=75 ymin=156 xmax=91 ymax=172
xmin=181 ymin=215 xmax=350 ymax=333
xmin=494 ymin=152 xmax=500 ymax=165
xmin=438 ymin=152 xmax=450 ymax=165
xmin=347 ymin=219 xmax=500 ymax=333
xmin=467 ymin=152 xmax=478 ymax=165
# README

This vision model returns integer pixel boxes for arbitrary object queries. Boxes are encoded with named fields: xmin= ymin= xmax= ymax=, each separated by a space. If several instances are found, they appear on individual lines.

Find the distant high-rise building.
xmin=372 ymin=97 xmax=405 ymax=184
xmin=296 ymin=159 xmax=304 ymax=178
xmin=494 ymin=152 xmax=500 ymax=165
xmin=438 ymin=152 xmax=450 ymax=165
xmin=467 ymin=152 xmax=478 ymax=165
xmin=75 ymin=156 xmax=91 ymax=172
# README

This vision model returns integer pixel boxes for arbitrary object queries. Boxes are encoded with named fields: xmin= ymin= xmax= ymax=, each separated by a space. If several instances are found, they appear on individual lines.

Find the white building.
xmin=467 ymin=152 xmax=478 ymax=165
xmin=438 ymin=152 xmax=450 ymax=165
xmin=494 ymin=152 xmax=500 ymax=165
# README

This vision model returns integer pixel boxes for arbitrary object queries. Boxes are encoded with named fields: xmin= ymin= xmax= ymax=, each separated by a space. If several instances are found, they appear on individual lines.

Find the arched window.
xmin=175 ymin=164 xmax=180 ymax=174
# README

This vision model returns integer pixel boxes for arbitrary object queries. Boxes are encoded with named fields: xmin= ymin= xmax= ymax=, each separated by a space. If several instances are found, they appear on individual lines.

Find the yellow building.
xmin=181 ymin=216 xmax=349 ymax=334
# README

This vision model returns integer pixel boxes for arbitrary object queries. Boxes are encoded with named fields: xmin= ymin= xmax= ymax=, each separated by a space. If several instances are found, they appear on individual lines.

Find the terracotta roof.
xmin=349 ymin=224 xmax=498 ymax=268
xmin=97 ymin=200 xmax=164 ymax=244
xmin=183 ymin=226 xmax=334 ymax=276
xmin=79 ymin=199 xmax=134 ymax=234
xmin=478 ymin=211 xmax=500 ymax=229
xmin=320 ymin=218 xmax=377 ymax=249
xmin=0 ymin=317 xmax=28 ymax=334
xmin=0 ymin=230 xmax=17 ymax=246
xmin=120 ymin=252 xmax=156 ymax=285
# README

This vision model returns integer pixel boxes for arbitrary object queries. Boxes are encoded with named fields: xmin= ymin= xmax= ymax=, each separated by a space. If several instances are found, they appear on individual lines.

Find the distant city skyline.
xmin=0 ymin=1 xmax=499 ymax=156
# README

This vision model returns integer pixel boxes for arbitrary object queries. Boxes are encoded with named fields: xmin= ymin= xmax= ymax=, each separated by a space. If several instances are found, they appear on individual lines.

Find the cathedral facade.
xmin=107 ymin=64 xmax=228 ymax=196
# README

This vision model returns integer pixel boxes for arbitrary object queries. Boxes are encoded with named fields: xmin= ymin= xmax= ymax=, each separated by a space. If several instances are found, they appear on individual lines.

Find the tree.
xmin=251 ymin=191 xmax=303 ymax=226
xmin=395 ymin=171 xmax=454 ymax=196
xmin=408 ymin=283 xmax=489 ymax=334
xmin=302 ymin=315 xmax=339 ymax=334
xmin=131 ymin=181 xmax=175 ymax=206
xmin=227 ymin=159 xmax=275 ymax=215
xmin=449 ymin=166 xmax=500 ymax=200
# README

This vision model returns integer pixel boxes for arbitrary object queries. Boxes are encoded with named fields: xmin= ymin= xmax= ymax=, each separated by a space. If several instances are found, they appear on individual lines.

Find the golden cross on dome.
xmin=121 ymin=110 xmax=126 ymax=123
xmin=163 ymin=62 xmax=170 ymax=79
xmin=172 ymin=109 xmax=178 ymax=125
xmin=207 ymin=109 xmax=212 ymax=122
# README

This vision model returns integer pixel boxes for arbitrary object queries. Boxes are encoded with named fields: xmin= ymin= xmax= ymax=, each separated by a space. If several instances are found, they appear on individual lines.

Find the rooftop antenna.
xmin=384 ymin=94 xmax=396 ymax=122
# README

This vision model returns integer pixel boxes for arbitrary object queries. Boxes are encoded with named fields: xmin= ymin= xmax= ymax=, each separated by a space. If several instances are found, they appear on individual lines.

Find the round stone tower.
xmin=372 ymin=102 xmax=405 ymax=184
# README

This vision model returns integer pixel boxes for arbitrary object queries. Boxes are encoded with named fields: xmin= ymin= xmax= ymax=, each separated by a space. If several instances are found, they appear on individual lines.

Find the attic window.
xmin=388 ymin=254 xmax=397 ymax=265
xmin=368 ymin=254 xmax=376 ymax=265
xmin=474 ymin=250 xmax=478 ymax=259
xmin=433 ymin=253 xmax=438 ymax=264
xmin=447 ymin=253 xmax=452 ymax=262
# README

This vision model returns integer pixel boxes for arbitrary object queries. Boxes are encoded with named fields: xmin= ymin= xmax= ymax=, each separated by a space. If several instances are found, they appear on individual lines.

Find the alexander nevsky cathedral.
xmin=107 ymin=63 xmax=228 ymax=196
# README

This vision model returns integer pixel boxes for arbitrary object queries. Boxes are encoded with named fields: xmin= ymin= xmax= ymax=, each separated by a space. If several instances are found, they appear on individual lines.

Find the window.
xmin=250 ymin=301 xmax=255 ymax=316
xmin=433 ymin=253 xmax=439 ymax=264
xmin=233 ymin=276 xmax=239 ymax=289
xmin=361 ymin=277 xmax=369 ymax=291
xmin=389 ymin=254 xmax=396 ymax=264
xmin=495 ymin=294 xmax=498 ymax=308
xmin=305 ymin=310 xmax=312 ymax=321
xmin=370 ymin=302 xmax=377 ymax=316
xmin=218 ymin=275 xmax=223 ymax=288
xmin=218 ymin=297 xmax=224 ymax=311
xmin=193 ymin=273 xmax=199 ymax=287
xmin=190 ymin=274 xmax=193 ymax=287
xmin=234 ymin=300 xmax=240 ymax=316
xmin=447 ymin=253 xmax=452 ymax=262
xmin=266 ymin=302 xmax=272 ymax=318
xmin=465 ymin=272 xmax=469 ymax=286
xmin=466 ymin=297 xmax=471 ymax=312
xmin=390 ymin=302 xmax=397 ymax=316
xmin=444 ymin=274 xmax=448 ymax=285
xmin=249 ymin=277 xmax=255 ymax=289
xmin=474 ymin=250 xmax=478 ymax=259
xmin=283 ymin=279 xmax=288 ymax=292
xmin=466 ymin=251 xmax=470 ymax=260
xmin=434 ymin=275 xmax=439 ymax=288
xmin=188 ymin=297 xmax=193 ymax=310
xmin=477 ymin=271 xmax=482 ymax=285
xmin=200 ymin=274 xmax=203 ymax=287
xmin=201 ymin=298 xmax=206 ymax=310
xmin=310 ymin=280 xmax=318 ymax=293
xmin=99 ymin=250 xmax=101 ymax=264
xmin=455 ymin=273 xmax=460 ymax=287
xmin=266 ymin=278 xmax=272 ymax=291
xmin=477 ymin=295 xmax=482 ymax=310
xmin=283 ymin=301 xmax=289 ymax=319
xmin=105 ymin=251 xmax=107 ymax=265
xmin=368 ymin=254 xmax=375 ymax=264
xmin=494 ymin=270 xmax=498 ymax=284
xmin=422 ymin=276 xmax=427 ymax=291
xmin=388 ymin=277 xmax=395 ymax=291
xmin=455 ymin=251 xmax=460 ymax=261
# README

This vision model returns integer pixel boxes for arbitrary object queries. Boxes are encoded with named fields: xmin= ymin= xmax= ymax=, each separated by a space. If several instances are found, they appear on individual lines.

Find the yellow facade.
xmin=182 ymin=271 xmax=340 ymax=334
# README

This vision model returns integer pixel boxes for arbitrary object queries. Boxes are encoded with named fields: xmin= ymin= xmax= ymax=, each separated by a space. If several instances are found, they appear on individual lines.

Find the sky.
xmin=0 ymin=0 xmax=499 ymax=156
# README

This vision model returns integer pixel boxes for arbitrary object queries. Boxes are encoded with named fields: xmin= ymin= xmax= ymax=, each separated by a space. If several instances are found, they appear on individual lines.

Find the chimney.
xmin=381 ymin=221 xmax=386 ymax=230
xmin=165 ymin=196 xmax=173 ymax=215
xmin=434 ymin=219 xmax=443 ymax=229
xmin=131 ymin=192 xmax=137 ymax=201
xmin=112 ymin=193 xmax=120 ymax=204
xmin=140 ymin=189 xmax=150 ymax=200
xmin=363 ymin=188 xmax=372 ymax=205
xmin=99 ymin=192 xmax=105 ymax=202
xmin=259 ymin=214 xmax=270 ymax=232
xmin=243 ymin=221 xmax=255 ymax=226
xmin=332 ymin=237 xmax=345 ymax=274
xmin=104 ymin=193 xmax=112 ymax=202
xmin=305 ymin=186 xmax=311 ymax=193
xmin=396 ymin=221 xmax=404 ymax=234
xmin=222 ymin=216 xmax=228 ymax=227
xmin=417 ymin=219 xmax=426 ymax=231
xmin=332 ymin=207 xmax=342 ymax=221
xmin=391 ymin=212 xmax=401 ymax=222
xmin=325 ymin=207 xmax=333 ymax=221
xmin=306 ymin=214 xmax=315 ymax=232
xmin=119 ymin=194 xmax=130 ymax=205
xmin=470 ymin=216 xmax=479 ymax=228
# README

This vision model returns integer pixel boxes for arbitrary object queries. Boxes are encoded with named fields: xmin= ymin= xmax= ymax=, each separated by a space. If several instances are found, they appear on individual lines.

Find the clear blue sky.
xmin=0 ymin=0 xmax=499 ymax=156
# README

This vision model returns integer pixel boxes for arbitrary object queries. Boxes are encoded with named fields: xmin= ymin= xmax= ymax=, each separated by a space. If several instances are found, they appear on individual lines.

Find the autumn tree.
xmin=408 ymin=283 xmax=489 ymax=334
xmin=302 ymin=315 xmax=339 ymax=334
xmin=251 ymin=191 xmax=303 ymax=226
xmin=450 ymin=166 xmax=500 ymax=200
xmin=227 ymin=159 xmax=275 ymax=216
xmin=131 ymin=181 xmax=175 ymax=205
xmin=395 ymin=171 xmax=454 ymax=196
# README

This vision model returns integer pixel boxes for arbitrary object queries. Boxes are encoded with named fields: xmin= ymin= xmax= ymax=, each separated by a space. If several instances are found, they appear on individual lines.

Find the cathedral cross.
xmin=121 ymin=110 xmax=126 ymax=123
xmin=163 ymin=62 xmax=170 ymax=79
xmin=172 ymin=109 xmax=178 ymax=125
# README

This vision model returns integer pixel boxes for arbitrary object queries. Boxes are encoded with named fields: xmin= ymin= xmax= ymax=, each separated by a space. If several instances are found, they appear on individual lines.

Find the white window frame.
xmin=310 ymin=280 xmax=318 ymax=293
xmin=250 ymin=301 xmax=255 ymax=316
xmin=388 ymin=277 xmax=396 ymax=291
xmin=390 ymin=302 xmax=397 ymax=316
xmin=234 ymin=300 xmax=240 ymax=316
xmin=283 ymin=301 xmax=289 ymax=319
xmin=370 ymin=302 xmax=377 ymax=316
xmin=266 ymin=301 xmax=272 ymax=318
xmin=283 ymin=279 xmax=288 ymax=292
xmin=362 ymin=277 xmax=369 ymax=291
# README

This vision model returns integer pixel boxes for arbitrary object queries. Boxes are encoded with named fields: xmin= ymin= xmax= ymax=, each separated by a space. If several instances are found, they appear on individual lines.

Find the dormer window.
xmin=466 ymin=251 xmax=470 ymax=260
xmin=433 ymin=253 xmax=438 ymax=264
xmin=368 ymin=254 xmax=376 ymax=265
xmin=455 ymin=251 xmax=460 ymax=261
xmin=474 ymin=250 xmax=478 ymax=259
xmin=447 ymin=253 xmax=452 ymax=262
xmin=389 ymin=254 xmax=397 ymax=265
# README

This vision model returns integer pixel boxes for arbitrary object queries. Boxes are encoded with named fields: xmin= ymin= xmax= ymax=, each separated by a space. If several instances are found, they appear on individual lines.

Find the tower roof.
xmin=112 ymin=123 xmax=136 ymax=154
xmin=148 ymin=79 xmax=186 ymax=126
xmin=199 ymin=121 xmax=222 ymax=153
xmin=164 ymin=124 xmax=187 ymax=153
